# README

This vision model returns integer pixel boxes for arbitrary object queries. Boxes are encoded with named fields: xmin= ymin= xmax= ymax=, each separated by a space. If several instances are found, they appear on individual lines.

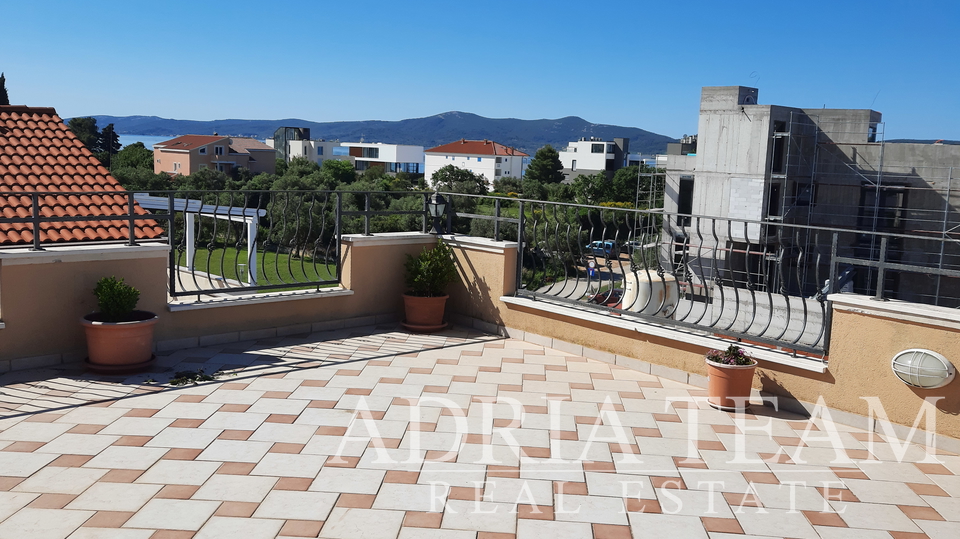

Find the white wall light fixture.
xmin=891 ymin=349 xmax=956 ymax=389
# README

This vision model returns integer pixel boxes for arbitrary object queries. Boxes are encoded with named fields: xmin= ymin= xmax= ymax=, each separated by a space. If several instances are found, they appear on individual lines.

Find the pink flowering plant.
xmin=706 ymin=344 xmax=755 ymax=366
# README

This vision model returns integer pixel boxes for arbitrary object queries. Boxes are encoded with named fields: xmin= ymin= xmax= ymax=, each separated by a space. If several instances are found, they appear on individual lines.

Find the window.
xmin=317 ymin=147 xmax=323 ymax=156
xmin=173 ymin=162 xmax=180 ymax=172
xmin=477 ymin=157 xmax=481 ymax=162
xmin=767 ymin=183 xmax=782 ymax=218
xmin=361 ymin=147 xmax=379 ymax=159
xmin=214 ymin=146 xmax=224 ymax=156
xmin=572 ymin=159 xmax=577 ymax=171
xmin=606 ymin=144 xmax=614 ymax=153
xmin=332 ymin=147 xmax=349 ymax=156
xmin=677 ymin=176 xmax=694 ymax=226
xmin=199 ymin=147 xmax=207 ymax=155
xmin=591 ymin=144 xmax=604 ymax=153
xmin=868 ymin=124 xmax=878 ymax=143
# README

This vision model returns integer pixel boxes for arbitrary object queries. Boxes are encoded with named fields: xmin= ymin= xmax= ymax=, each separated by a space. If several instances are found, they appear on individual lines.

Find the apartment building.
xmin=663 ymin=85 xmax=960 ymax=303
xmin=154 ymin=135 xmax=276 ymax=175
xmin=424 ymin=139 xmax=528 ymax=186
xmin=266 ymin=127 xmax=424 ymax=174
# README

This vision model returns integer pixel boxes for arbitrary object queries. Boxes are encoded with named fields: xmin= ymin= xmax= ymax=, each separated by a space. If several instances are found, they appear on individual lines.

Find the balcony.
xmin=0 ymin=191 xmax=959 ymax=537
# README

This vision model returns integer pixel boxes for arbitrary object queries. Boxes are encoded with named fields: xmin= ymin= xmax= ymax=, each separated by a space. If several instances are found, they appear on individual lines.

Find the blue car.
xmin=585 ymin=240 xmax=620 ymax=258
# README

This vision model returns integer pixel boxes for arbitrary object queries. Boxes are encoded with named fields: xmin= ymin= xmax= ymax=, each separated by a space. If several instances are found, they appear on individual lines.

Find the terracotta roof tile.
xmin=425 ymin=139 xmax=528 ymax=157
xmin=0 ymin=105 xmax=165 ymax=246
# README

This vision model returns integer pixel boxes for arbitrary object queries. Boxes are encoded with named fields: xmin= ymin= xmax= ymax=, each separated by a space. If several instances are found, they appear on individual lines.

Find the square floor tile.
xmin=627 ymin=512 xmax=708 ymax=539
xmin=484 ymin=477 xmax=553 ymax=506
xmin=373 ymin=482 xmax=448 ymax=512
xmin=554 ymin=493 xmax=627 ymax=525
xmin=310 ymin=468 xmax=385 ymax=495
xmin=196 ymin=440 xmax=273 ymax=463
xmin=0 ymin=492 xmax=41 ymax=521
xmin=193 ymin=475 xmax=278 ymax=503
xmin=66 ymin=482 xmax=162 ymax=512
xmin=253 ymin=490 xmax=339 ymax=521
xmin=122 ymin=498 xmax=220 ymax=530
xmin=441 ymin=500 xmax=516 ymax=533
xmin=0 ymin=452 xmax=59 ymax=477
xmin=250 ymin=453 xmax=324 ymax=478
xmin=0 ymin=507 xmax=93 ymax=539
xmin=194 ymin=516 xmax=284 ymax=539
xmin=83 ymin=447 xmax=168 ymax=470
xmin=319 ymin=507 xmax=405 ymax=539
xmin=134 ymin=460 xmax=221 ymax=486
xmin=13 ymin=467 xmax=107 ymax=495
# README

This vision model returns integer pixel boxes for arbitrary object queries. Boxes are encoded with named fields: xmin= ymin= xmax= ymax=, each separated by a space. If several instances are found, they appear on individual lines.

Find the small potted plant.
xmin=705 ymin=344 xmax=758 ymax=411
xmin=81 ymin=276 xmax=158 ymax=373
xmin=402 ymin=239 xmax=458 ymax=332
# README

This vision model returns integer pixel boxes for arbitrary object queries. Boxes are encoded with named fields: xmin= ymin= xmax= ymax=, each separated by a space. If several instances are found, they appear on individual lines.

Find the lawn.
xmin=175 ymin=247 xmax=337 ymax=290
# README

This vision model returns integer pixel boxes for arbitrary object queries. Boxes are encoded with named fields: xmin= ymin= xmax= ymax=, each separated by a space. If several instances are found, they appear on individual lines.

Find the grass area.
xmin=177 ymin=247 xmax=337 ymax=290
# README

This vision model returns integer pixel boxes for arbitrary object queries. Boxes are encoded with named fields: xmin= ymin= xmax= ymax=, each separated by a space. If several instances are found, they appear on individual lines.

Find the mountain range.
xmin=87 ymin=111 xmax=677 ymax=155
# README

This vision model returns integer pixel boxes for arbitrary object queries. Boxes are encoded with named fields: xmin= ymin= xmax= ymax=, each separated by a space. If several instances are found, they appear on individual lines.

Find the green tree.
xmin=68 ymin=117 xmax=100 ymax=151
xmin=114 ymin=142 xmax=154 ymax=170
xmin=572 ymin=171 xmax=610 ymax=205
xmin=0 ymin=72 xmax=8 ymax=106
xmin=525 ymin=145 xmax=564 ymax=184
xmin=492 ymin=176 xmax=522 ymax=194
xmin=111 ymin=167 xmax=173 ymax=191
xmin=429 ymin=165 xmax=487 ymax=195
xmin=97 ymin=123 xmax=121 ymax=168
xmin=321 ymin=159 xmax=357 ymax=187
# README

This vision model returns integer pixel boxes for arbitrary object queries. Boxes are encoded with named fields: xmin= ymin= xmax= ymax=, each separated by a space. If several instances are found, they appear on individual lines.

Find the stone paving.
xmin=0 ymin=325 xmax=958 ymax=539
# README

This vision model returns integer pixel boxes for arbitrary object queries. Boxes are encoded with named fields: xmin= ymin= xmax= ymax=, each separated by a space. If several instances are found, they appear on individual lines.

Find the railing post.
xmin=516 ymin=201 xmax=524 ymax=294
xmin=126 ymin=193 xmax=138 ymax=246
xmin=828 ymin=232 xmax=838 ymax=295
xmin=875 ymin=236 xmax=888 ymax=301
xmin=30 ymin=192 xmax=43 ymax=251
xmin=363 ymin=193 xmax=371 ymax=236
xmin=335 ymin=192 xmax=343 ymax=282
xmin=445 ymin=196 xmax=453 ymax=234
xmin=421 ymin=192 xmax=429 ymax=234
xmin=168 ymin=193 xmax=176 ymax=296
xmin=494 ymin=199 xmax=501 ymax=241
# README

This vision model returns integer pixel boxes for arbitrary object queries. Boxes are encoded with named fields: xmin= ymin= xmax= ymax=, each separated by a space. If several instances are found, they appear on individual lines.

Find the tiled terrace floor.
xmin=0 ymin=326 xmax=959 ymax=539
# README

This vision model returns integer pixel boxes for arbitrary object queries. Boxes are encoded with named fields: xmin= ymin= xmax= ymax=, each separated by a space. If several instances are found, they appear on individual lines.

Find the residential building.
xmin=154 ymin=135 xmax=277 ymax=176
xmin=558 ymin=137 xmax=630 ymax=180
xmin=424 ymin=139 xmax=528 ymax=186
xmin=0 ymin=105 xmax=163 ymax=245
xmin=266 ymin=127 xmax=424 ymax=174
xmin=338 ymin=142 xmax=424 ymax=174
xmin=266 ymin=127 xmax=344 ymax=166
xmin=663 ymin=85 xmax=960 ymax=303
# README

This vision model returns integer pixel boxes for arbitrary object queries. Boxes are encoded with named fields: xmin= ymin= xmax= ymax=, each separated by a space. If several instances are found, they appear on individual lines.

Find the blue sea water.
xmin=118 ymin=134 xmax=174 ymax=150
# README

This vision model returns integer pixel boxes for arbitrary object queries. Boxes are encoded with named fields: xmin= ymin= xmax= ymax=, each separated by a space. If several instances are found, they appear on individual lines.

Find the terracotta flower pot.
xmin=81 ymin=311 xmax=158 ymax=374
xmin=705 ymin=358 xmax=758 ymax=411
xmin=401 ymin=294 xmax=448 ymax=333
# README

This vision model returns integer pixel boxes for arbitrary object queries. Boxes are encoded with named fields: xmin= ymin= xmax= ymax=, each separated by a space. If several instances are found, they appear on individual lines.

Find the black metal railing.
xmin=4 ymin=190 xmax=958 ymax=356
xmin=440 ymin=193 xmax=960 ymax=358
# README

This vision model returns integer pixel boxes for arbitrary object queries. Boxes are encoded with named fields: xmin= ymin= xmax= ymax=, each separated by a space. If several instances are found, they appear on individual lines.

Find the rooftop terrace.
xmin=0 ymin=324 xmax=958 ymax=539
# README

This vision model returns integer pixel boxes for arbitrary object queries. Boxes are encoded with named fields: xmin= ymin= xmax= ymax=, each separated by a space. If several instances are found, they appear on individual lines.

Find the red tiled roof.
xmin=425 ymin=139 xmax=529 ymax=157
xmin=154 ymin=135 xmax=226 ymax=151
xmin=0 ymin=105 xmax=165 ymax=246
xmin=228 ymin=137 xmax=275 ymax=154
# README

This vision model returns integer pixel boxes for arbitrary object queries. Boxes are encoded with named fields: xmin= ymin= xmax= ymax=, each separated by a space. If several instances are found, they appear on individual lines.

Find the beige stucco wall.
xmin=0 ymin=233 xmax=438 ymax=370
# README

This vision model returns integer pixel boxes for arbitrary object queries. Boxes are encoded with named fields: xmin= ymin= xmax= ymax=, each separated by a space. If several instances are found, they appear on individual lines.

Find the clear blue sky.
xmin=3 ymin=0 xmax=958 ymax=140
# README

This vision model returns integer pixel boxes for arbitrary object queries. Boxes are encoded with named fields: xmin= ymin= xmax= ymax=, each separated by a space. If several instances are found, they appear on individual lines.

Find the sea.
xmin=118 ymin=134 xmax=174 ymax=150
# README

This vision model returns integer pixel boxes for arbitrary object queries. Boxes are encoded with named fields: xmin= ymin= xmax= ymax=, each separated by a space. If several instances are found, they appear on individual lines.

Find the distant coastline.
xmin=118 ymin=134 xmax=176 ymax=150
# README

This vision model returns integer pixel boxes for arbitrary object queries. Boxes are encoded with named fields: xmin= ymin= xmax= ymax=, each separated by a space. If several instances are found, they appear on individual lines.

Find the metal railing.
xmin=4 ymin=190 xmax=957 ymax=356
xmin=440 ymin=193 xmax=960 ymax=358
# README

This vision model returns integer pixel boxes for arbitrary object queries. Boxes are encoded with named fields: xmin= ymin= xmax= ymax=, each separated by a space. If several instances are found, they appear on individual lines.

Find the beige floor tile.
xmin=99 ymin=417 xmax=176 ymax=437
xmin=0 ymin=422 xmax=73 ymax=443
xmin=319 ymin=507 xmax=405 ymax=539
xmin=627 ymin=512 xmax=708 ymax=539
xmin=440 ymin=499 xmax=516 ymax=533
xmin=0 ymin=491 xmax=41 ymax=521
xmin=253 ymin=490 xmax=339 ymax=520
xmin=13 ymin=467 xmax=107 ymax=495
xmin=83 ymin=447 xmax=168 ymax=470
xmin=134 ymin=460 xmax=221 ymax=486
xmin=0 ymin=507 xmax=94 ymax=539
xmin=373 ymin=482 xmax=448 ymax=512
xmin=123 ymin=498 xmax=220 ymax=530
xmin=193 ymin=474 xmax=278 ymax=503
xmin=66 ymin=482 xmax=162 ymax=512
xmin=66 ymin=528 xmax=154 ymax=539
xmin=146 ymin=427 xmax=221 ymax=449
xmin=194 ymin=516 xmax=284 ymax=539
xmin=196 ymin=439 xmax=273 ymax=463
xmin=310 ymin=467 xmax=385 ymax=495
xmin=250 ymin=453 xmax=324 ymax=478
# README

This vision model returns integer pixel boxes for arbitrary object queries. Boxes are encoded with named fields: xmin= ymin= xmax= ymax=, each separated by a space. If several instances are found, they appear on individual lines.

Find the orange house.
xmin=153 ymin=135 xmax=276 ymax=176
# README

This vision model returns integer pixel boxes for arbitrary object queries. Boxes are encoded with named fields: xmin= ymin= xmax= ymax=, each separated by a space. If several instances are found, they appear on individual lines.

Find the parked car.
xmin=585 ymin=240 xmax=620 ymax=258
xmin=588 ymin=288 xmax=623 ymax=307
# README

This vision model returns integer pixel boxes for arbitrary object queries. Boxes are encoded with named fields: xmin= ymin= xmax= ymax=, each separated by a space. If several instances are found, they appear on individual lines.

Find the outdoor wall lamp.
xmin=427 ymin=192 xmax=448 ymax=234
xmin=891 ymin=349 xmax=956 ymax=389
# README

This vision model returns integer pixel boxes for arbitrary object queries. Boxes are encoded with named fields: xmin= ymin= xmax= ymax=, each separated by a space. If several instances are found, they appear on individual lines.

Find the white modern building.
xmin=558 ymin=137 xmax=630 ymax=180
xmin=424 ymin=139 xmax=528 ymax=186
xmin=267 ymin=127 xmax=424 ymax=174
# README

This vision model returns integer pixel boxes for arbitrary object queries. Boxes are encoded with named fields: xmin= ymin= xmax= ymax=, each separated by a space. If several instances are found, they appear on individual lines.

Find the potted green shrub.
xmin=705 ymin=344 xmax=758 ymax=411
xmin=402 ymin=239 xmax=458 ymax=332
xmin=81 ymin=276 xmax=158 ymax=373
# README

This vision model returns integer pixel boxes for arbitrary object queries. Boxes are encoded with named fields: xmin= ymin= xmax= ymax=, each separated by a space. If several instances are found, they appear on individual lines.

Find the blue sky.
xmin=2 ymin=0 xmax=958 ymax=140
